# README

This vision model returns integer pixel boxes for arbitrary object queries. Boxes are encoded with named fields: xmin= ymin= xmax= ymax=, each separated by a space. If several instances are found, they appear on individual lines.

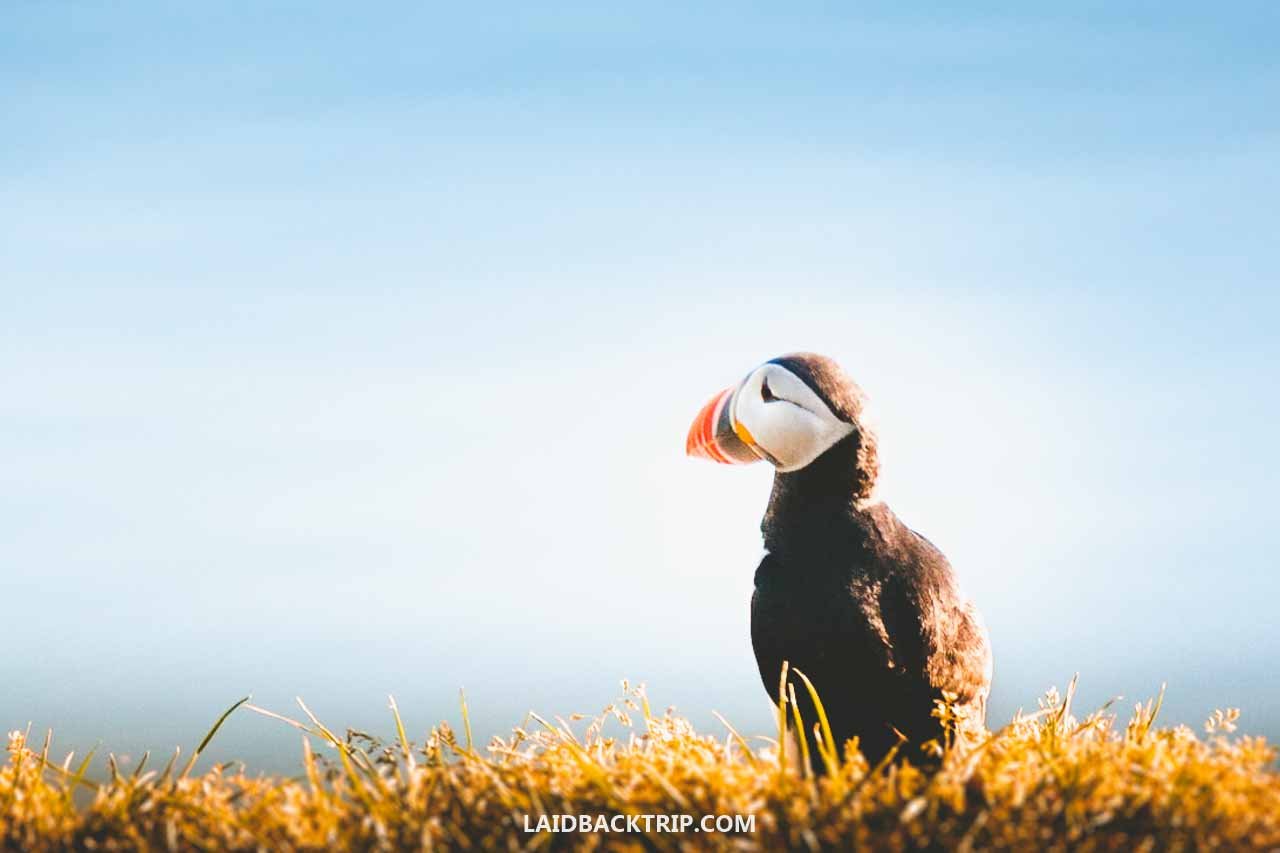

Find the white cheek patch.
xmin=733 ymin=364 xmax=854 ymax=472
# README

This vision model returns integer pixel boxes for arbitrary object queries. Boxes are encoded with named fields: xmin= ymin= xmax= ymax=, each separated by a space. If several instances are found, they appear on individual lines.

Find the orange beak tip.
xmin=686 ymin=386 xmax=760 ymax=465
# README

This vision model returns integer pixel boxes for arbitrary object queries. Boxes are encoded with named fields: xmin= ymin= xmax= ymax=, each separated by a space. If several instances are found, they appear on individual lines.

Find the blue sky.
xmin=3 ymin=3 xmax=1278 ymax=771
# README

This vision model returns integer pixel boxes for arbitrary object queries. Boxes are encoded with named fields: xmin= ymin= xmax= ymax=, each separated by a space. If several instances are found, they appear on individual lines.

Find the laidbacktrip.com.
xmin=524 ymin=814 xmax=756 ymax=834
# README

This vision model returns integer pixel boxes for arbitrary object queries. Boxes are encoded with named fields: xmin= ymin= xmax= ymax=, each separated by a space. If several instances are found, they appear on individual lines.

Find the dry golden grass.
xmin=4 ymin=677 xmax=1279 ymax=851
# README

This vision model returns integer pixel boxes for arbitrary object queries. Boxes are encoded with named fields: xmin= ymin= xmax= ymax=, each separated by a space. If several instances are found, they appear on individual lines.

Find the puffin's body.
xmin=687 ymin=353 xmax=991 ymax=767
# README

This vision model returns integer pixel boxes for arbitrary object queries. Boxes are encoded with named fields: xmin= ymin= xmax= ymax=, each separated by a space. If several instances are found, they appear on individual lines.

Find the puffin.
xmin=686 ymin=352 xmax=992 ymax=768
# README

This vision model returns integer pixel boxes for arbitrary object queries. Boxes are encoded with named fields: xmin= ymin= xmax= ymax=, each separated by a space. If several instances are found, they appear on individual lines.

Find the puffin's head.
xmin=686 ymin=352 xmax=879 ymax=491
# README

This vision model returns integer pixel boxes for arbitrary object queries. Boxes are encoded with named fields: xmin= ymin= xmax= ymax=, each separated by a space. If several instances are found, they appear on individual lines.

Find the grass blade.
xmin=711 ymin=710 xmax=759 ymax=767
xmin=460 ymin=688 xmax=475 ymax=754
xmin=787 ymin=682 xmax=811 ymax=778
xmin=181 ymin=696 xmax=250 ymax=779
xmin=792 ymin=668 xmax=839 ymax=774
xmin=389 ymin=694 xmax=417 ymax=772
xmin=776 ymin=660 xmax=790 ymax=777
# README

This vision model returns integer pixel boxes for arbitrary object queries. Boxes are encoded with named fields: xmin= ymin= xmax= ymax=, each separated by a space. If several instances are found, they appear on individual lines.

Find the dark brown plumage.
xmin=749 ymin=354 xmax=991 ymax=768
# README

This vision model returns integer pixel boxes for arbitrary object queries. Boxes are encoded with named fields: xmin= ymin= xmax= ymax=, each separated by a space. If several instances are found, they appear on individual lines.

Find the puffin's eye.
xmin=761 ymin=378 xmax=779 ymax=403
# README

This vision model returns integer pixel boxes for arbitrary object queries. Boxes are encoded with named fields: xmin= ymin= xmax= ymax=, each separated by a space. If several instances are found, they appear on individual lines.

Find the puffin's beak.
xmin=685 ymin=385 xmax=760 ymax=464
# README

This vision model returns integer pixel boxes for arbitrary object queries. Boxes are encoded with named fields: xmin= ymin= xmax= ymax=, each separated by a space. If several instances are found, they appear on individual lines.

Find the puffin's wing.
xmin=875 ymin=542 xmax=993 ymax=718
xmin=928 ymin=599 xmax=992 ymax=718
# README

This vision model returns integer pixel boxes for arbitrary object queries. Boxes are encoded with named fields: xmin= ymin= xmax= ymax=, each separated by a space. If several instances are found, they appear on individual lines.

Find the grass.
xmin=3 ymin=676 xmax=1279 ymax=851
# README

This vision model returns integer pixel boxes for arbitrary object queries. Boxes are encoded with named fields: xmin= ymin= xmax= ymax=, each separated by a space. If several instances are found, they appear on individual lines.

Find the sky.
xmin=3 ymin=3 xmax=1278 ymax=773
